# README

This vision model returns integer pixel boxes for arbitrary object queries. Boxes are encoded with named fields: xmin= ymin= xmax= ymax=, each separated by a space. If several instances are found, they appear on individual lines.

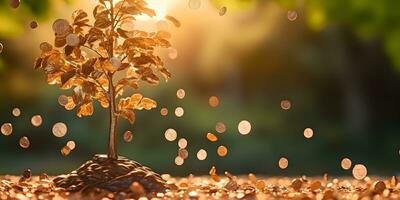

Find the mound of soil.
xmin=53 ymin=154 xmax=166 ymax=193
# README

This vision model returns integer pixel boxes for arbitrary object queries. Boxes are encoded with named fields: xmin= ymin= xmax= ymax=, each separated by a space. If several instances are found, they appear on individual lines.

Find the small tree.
xmin=34 ymin=0 xmax=178 ymax=159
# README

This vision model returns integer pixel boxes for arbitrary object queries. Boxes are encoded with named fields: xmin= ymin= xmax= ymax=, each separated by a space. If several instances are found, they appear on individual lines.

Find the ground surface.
xmin=0 ymin=174 xmax=399 ymax=199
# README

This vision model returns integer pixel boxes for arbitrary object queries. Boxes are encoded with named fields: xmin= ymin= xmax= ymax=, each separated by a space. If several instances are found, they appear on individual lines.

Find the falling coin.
xmin=61 ymin=146 xmax=71 ymax=156
xmin=175 ymin=107 xmax=184 ymax=117
xmin=219 ymin=6 xmax=227 ymax=16
xmin=66 ymin=140 xmax=76 ymax=150
xmin=160 ymin=108 xmax=168 ymax=116
xmin=278 ymin=157 xmax=289 ymax=169
xmin=19 ymin=136 xmax=30 ymax=148
xmin=238 ymin=120 xmax=251 ymax=135
xmin=165 ymin=128 xmax=177 ymax=142
xmin=52 ymin=19 xmax=70 ymax=34
xmin=217 ymin=145 xmax=228 ymax=157
xmin=206 ymin=133 xmax=218 ymax=142
xmin=197 ymin=149 xmax=207 ymax=160
xmin=12 ymin=108 xmax=21 ymax=117
xmin=178 ymin=148 xmax=189 ymax=159
xmin=178 ymin=138 xmax=188 ymax=149
xmin=168 ymin=48 xmax=178 ymax=60
xmin=110 ymin=57 xmax=122 ymax=68
xmin=209 ymin=96 xmax=219 ymax=107
xmin=280 ymin=100 xmax=291 ymax=110
xmin=287 ymin=10 xmax=298 ymax=21
xmin=58 ymin=95 xmax=69 ymax=106
xmin=0 ymin=43 xmax=3 ymax=54
xmin=352 ymin=164 xmax=367 ymax=180
xmin=303 ymin=128 xmax=314 ymax=139
xmin=66 ymin=33 xmax=80 ymax=46
xmin=341 ymin=158 xmax=352 ymax=170
xmin=176 ymin=89 xmax=186 ymax=99
xmin=40 ymin=42 xmax=53 ymax=52
xmin=10 ymin=0 xmax=20 ymax=9
xmin=1 ymin=123 xmax=13 ymax=136
xmin=123 ymin=131 xmax=133 ymax=142
xmin=215 ymin=122 xmax=226 ymax=133
xmin=31 ymin=115 xmax=43 ymax=127
xmin=175 ymin=156 xmax=184 ymax=166
xmin=52 ymin=122 xmax=67 ymax=138
xmin=188 ymin=0 xmax=201 ymax=10
xmin=30 ymin=21 xmax=38 ymax=29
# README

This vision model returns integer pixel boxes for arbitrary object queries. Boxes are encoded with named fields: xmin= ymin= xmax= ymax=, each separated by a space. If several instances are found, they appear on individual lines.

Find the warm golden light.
xmin=137 ymin=0 xmax=168 ymax=20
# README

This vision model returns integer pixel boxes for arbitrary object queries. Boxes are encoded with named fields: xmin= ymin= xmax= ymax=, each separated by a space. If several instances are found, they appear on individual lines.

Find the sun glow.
xmin=137 ymin=0 xmax=168 ymax=20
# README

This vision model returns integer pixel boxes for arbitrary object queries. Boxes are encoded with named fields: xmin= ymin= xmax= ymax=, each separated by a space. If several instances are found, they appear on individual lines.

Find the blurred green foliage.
xmin=275 ymin=0 xmax=400 ymax=70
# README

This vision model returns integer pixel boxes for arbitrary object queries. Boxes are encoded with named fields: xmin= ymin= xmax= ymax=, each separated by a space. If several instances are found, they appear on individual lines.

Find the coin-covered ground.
xmin=0 ymin=172 xmax=399 ymax=200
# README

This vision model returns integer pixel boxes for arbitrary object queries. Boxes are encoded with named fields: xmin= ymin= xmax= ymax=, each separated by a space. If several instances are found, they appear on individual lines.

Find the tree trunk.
xmin=107 ymin=0 xmax=117 ymax=160
xmin=107 ymin=78 xmax=118 ymax=159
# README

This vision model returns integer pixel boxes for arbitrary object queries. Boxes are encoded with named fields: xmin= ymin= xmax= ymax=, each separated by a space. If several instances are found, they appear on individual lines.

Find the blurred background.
xmin=0 ymin=0 xmax=399 ymax=177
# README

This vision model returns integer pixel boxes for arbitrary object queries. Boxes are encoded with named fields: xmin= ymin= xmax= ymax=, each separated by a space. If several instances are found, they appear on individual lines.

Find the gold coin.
xmin=1 ymin=123 xmax=13 ymax=136
xmin=168 ymin=48 xmax=178 ymax=60
xmin=352 ymin=164 xmax=367 ymax=180
xmin=178 ymin=138 xmax=187 ymax=149
xmin=58 ymin=95 xmax=69 ymax=106
xmin=0 ymin=43 xmax=3 ymax=54
xmin=280 ymin=100 xmax=291 ymax=110
xmin=10 ymin=0 xmax=20 ymax=9
xmin=30 ymin=21 xmax=38 ymax=29
xmin=174 ymin=156 xmax=184 ymax=166
xmin=12 ymin=108 xmax=21 ymax=117
xmin=165 ymin=128 xmax=177 ymax=141
xmin=123 ymin=131 xmax=133 ymax=142
xmin=196 ymin=149 xmax=207 ymax=160
xmin=217 ymin=145 xmax=228 ymax=157
xmin=19 ymin=136 xmax=30 ymax=149
xmin=40 ymin=42 xmax=53 ymax=52
xmin=176 ymin=89 xmax=186 ymax=99
xmin=175 ymin=107 xmax=184 ymax=117
xmin=66 ymin=141 xmax=76 ymax=150
xmin=215 ymin=122 xmax=226 ymax=133
xmin=52 ymin=19 xmax=70 ymax=34
xmin=209 ymin=96 xmax=219 ymax=107
xmin=341 ymin=158 xmax=352 ymax=170
xmin=61 ymin=146 xmax=71 ymax=156
xmin=206 ymin=133 xmax=218 ymax=142
xmin=278 ymin=157 xmax=289 ymax=169
xmin=66 ymin=33 xmax=80 ymax=46
xmin=178 ymin=148 xmax=188 ymax=159
xmin=31 ymin=115 xmax=43 ymax=127
xmin=287 ymin=10 xmax=298 ymax=21
xmin=160 ymin=108 xmax=168 ymax=116
xmin=303 ymin=128 xmax=314 ymax=138
xmin=219 ymin=6 xmax=227 ymax=16
xmin=52 ymin=122 xmax=67 ymax=137
xmin=188 ymin=0 xmax=201 ymax=10
xmin=238 ymin=120 xmax=251 ymax=135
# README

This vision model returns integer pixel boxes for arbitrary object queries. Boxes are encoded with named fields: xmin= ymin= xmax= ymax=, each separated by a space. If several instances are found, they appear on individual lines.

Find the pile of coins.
xmin=1 ymin=172 xmax=398 ymax=200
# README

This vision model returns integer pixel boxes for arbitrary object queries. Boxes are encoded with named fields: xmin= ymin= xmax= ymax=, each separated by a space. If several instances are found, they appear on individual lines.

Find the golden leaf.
xmin=77 ymin=102 xmax=94 ymax=117
xmin=82 ymin=58 xmax=97 ymax=76
xmin=64 ymin=96 xmax=76 ymax=111
xmin=94 ymin=92 xmax=109 ymax=108
xmin=165 ymin=15 xmax=181 ymax=28
xmin=137 ymin=97 xmax=157 ymax=110
xmin=119 ymin=109 xmax=135 ymax=124
xmin=94 ymin=11 xmax=111 ymax=28
xmin=61 ymin=70 xmax=76 ymax=86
